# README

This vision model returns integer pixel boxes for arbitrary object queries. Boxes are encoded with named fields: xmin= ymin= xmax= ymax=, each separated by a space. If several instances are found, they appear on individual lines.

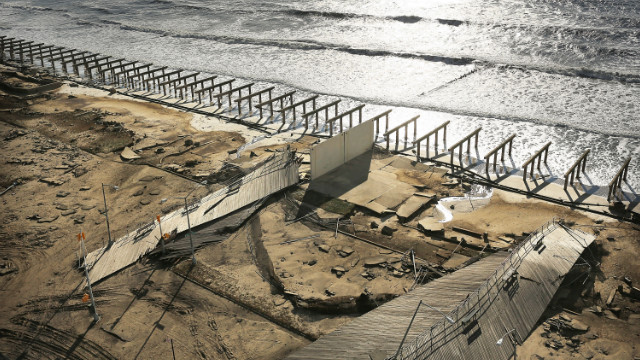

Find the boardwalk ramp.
xmin=286 ymin=219 xmax=595 ymax=360
xmin=84 ymin=149 xmax=299 ymax=284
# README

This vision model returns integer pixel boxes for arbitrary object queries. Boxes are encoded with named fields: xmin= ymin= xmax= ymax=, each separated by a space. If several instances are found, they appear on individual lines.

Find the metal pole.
xmin=393 ymin=300 xmax=423 ymax=359
xmin=184 ymin=198 xmax=196 ymax=265
xmin=157 ymin=216 xmax=166 ymax=255
xmin=102 ymin=184 xmax=113 ymax=247
xmin=81 ymin=237 xmax=100 ymax=322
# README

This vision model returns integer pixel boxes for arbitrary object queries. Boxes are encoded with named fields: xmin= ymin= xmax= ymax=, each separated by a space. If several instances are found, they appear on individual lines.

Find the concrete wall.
xmin=311 ymin=132 xmax=344 ymax=179
xmin=311 ymin=119 xmax=374 ymax=179
xmin=345 ymin=119 xmax=374 ymax=163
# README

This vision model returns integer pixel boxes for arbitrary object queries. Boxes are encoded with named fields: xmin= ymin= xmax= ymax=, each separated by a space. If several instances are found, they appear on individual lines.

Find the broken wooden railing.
xmin=255 ymin=90 xmax=295 ymax=120
xmin=301 ymin=99 xmax=340 ymax=131
xmin=114 ymin=63 xmax=152 ymax=88
xmin=448 ymin=127 xmax=481 ymax=172
xmin=157 ymin=72 xmax=199 ymax=96
xmin=384 ymin=115 xmax=420 ymax=151
xmin=89 ymin=58 xmax=124 ymax=80
xmin=368 ymin=109 xmax=392 ymax=139
xmin=144 ymin=68 xmax=179 ymax=92
xmin=413 ymin=120 xmax=449 ymax=161
xmin=195 ymin=78 xmax=235 ymax=105
xmin=132 ymin=66 xmax=167 ymax=90
xmin=101 ymin=60 xmax=137 ymax=83
xmin=274 ymin=95 xmax=318 ymax=125
xmin=235 ymin=86 xmax=275 ymax=117
xmin=483 ymin=134 xmax=516 ymax=177
xmin=327 ymin=104 xmax=365 ymax=136
xmin=607 ymin=157 xmax=632 ymax=201
xmin=211 ymin=82 xmax=254 ymax=110
xmin=64 ymin=52 xmax=101 ymax=76
xmin=563 ymin=149 xmax=590 ymax=190
xmin=522 ymin=142 xmax=551 ymax=181
xmin=172 ymin=74 xmax=216 ymax=100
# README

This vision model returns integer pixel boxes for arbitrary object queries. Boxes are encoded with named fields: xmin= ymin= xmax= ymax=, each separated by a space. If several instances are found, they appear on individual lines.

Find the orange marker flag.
xmin=82 ymin=232 xmax=86 ymax=240
xmin=82 ymin=293 xmax=90 ymax=303
xmin=156 ymin=215 xmax=161 ymax=223
xmin=77 ymin=233 xmax=82 ymax=241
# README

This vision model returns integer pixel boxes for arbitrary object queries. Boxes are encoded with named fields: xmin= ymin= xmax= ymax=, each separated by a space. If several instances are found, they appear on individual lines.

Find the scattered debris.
xmin=120 ymin=147 xmax=140 ymax=160
xmin=40 ymin=177 xmax=65 ymax=186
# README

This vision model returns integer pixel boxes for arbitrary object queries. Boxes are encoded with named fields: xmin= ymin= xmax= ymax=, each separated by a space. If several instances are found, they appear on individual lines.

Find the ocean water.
xmin=1 ymin=0 xmax=639 ymax=191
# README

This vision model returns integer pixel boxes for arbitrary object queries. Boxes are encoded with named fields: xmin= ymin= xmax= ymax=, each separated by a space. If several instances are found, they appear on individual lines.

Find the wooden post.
xmin=448 ymin=127 xmax=481 ymax=172
xmin=563 ymin=149 xmax=590 ymax=190
xmin=522 ymin=142 xmax=551 ymax=182
xmin=607 ymin=157 xmax=632 ymax=201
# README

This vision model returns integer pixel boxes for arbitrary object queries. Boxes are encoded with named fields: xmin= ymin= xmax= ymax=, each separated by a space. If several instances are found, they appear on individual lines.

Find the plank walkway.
xmin=84 ymin=149 xmax=299 ymax=284
xmin=286 ymin=220 xmax=595 ymax=360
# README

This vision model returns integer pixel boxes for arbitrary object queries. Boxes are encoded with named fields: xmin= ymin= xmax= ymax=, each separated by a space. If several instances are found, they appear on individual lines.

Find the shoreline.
xmin=1 ymin=53 xmax=639 ymax=359
xmin=2 ymin=35 xmax=638 ymax=191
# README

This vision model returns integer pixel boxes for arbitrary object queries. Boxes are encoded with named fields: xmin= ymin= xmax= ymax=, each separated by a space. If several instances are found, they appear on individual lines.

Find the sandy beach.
xmin=0 ymin=61 xmax=639 ymax=360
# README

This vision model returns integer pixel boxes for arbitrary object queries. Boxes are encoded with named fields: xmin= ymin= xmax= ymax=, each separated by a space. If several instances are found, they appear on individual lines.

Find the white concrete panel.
xmin=311 ymin=132 xmax=345 ymax=179
xmin=344 ymin=119 xmax=374 ymax=163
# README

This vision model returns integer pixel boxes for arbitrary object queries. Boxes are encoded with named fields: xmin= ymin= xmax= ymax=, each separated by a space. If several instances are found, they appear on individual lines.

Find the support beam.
xmin=144 ymin=69 xmax=182 ymax=92
xmin=174 ymin=75 xmax=218 ymax=101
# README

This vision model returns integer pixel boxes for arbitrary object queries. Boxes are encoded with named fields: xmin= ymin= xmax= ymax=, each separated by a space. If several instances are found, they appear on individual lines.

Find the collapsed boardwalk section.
xmin=397 ymin=221 xmax=594 ymax=359
xmin=84 ymin=149 xmax=300 ymax=284
xmin=286 ymin=220 xmax=595 ymax=360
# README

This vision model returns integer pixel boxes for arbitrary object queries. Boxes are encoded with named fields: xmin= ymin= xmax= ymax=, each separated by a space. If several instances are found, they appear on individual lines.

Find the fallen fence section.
xmin=285 ymin=220 xmax=595 ymax=360
xmin=84 ymin=148 xmax=300 ymax=284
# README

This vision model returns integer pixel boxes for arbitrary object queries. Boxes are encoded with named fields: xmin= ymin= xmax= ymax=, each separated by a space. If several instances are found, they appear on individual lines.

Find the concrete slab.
xmin=396 ymin=195 xmax=433 ymax=220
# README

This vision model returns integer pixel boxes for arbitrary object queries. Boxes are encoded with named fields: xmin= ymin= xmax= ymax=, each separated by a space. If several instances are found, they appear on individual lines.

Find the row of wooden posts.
xmin=1 ymin=36 xmax=633 ymax=201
